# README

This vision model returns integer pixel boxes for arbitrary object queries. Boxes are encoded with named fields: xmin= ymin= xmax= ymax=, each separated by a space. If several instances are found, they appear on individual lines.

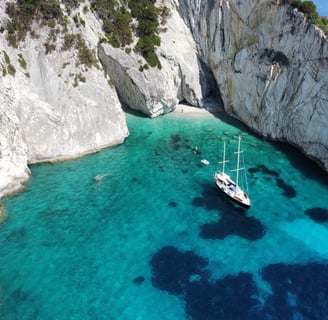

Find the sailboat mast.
xmin=222 ymin=142 xmax=226 ymax=173
xmin=236 ymin=136 xmax=241 ymax=187
xmin=219 ymin=141 xmax=229 ymax=173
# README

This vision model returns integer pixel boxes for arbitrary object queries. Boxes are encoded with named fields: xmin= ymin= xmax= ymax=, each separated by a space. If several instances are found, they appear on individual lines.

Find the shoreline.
xmin=0 ymin=204 xmax=5 ymax=224
xmin=171 ymin=104 xmax=224 ymax=116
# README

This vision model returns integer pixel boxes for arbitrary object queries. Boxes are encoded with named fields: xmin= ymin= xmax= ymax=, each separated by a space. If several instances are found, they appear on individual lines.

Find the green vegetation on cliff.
xmin=286 ymin=0 xmax=328 ymax=35
xmin=2 ymin=50 xmax=16 ymax=76
xmin=4 ymin=0 xmax=169 ymax=69
xmin=91 ymin=1 xmax=133 ymax=48
xmin=128 ymin=0 xmax=161 ymax=68
xmin=5 ymin=0 xmax=63 ymax=47
xmin=5 ymin=0 xmax=325 ymax=71
xmin=4 ymin=0 xmax=98 ymax=70
xmin=91 ymin=0 xmax=169 ymax=68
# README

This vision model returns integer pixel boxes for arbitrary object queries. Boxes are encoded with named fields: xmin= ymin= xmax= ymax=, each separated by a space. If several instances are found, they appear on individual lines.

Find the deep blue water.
xmin=1 ymin=110 xmax=328 ymax=320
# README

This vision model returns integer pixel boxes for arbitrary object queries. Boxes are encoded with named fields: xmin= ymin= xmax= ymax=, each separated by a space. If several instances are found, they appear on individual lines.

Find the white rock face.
xmin=98 ymin=0 xmax=221 ymax=118
xmin=1 ymin=0 xmax=327 ymax=200
xmin=0 ymin=80 xmax=30 ymax=197
xmin=0 ymin=2 xmax=129 ymax=198
xmin=100 ymin=0 xmax=328 ymax=171
xmin=178 ymin=0 xmax=328 ymax=171
xmin=18 ymin=37 xmax=128 ymax=163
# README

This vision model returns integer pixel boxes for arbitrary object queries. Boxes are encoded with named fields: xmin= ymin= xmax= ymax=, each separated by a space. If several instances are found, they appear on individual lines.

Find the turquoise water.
xmin=1 ymin=110 xmax=328 ymax=320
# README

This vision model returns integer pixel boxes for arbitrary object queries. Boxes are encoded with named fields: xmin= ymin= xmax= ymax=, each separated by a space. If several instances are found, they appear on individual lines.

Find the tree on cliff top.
xmin=286 ymin=0 xmax=328 ymax=35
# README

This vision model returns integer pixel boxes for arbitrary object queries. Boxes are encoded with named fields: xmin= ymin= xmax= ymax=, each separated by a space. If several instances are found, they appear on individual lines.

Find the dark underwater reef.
xmin=143 ymin=159 xmax=328 ymax=320
xmin=149 ymin=246 xmax=328 ymax=320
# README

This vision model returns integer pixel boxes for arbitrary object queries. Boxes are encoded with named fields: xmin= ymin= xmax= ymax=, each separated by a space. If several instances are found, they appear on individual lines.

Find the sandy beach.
xmin=171 ymin=104 xmax=223 ymax=116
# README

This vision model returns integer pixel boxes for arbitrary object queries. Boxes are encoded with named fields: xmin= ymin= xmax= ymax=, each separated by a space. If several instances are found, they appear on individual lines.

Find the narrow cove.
xmin=0 ymin=110 xmax=328 ymax=320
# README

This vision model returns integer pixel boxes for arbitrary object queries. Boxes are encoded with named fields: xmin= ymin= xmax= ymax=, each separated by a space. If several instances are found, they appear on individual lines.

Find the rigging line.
xmin=241 ymin=151 xmax=250 ymax=195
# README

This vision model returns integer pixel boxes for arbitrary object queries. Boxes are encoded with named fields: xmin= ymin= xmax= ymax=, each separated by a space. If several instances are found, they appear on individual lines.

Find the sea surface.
xmin=1 ymin=110 xmax=328 ymax=320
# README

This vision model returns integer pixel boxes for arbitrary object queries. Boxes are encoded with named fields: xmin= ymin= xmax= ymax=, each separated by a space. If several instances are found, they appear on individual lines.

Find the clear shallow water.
xmin=1 ymin=110 xmax=328 ymax=320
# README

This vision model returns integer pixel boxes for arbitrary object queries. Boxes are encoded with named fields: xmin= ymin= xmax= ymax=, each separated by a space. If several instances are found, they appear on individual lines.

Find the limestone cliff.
xmin=99 ymin=0 xmax=328 ymax=172
xmin=98 ymin=2 xmax=221 ymax=118
xmin=0 ymin=2 xmax=129 ymax=198
xmin=178 ymin=0 xmax=328 ymax=171
xmin=1 ymin=0 xmax=328 ymax=199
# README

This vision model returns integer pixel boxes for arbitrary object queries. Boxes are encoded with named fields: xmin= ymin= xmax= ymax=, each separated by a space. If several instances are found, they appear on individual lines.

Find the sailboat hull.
xmin=214 ymin=172 xmax=251 ymax=209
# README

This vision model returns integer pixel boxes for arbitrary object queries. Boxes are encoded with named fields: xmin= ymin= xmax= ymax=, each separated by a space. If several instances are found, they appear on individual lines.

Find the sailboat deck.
xmin=214 ymin=136 xmax=251 ymax=209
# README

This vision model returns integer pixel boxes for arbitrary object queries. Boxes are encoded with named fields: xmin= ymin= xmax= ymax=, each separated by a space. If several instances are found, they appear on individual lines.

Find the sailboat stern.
xmin=214 ymin=172 xmax=251 ymax=209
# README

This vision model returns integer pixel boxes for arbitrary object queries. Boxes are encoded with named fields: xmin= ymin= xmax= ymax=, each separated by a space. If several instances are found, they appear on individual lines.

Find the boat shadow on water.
xmin=192 ymin=183 xmax=266 ymax=241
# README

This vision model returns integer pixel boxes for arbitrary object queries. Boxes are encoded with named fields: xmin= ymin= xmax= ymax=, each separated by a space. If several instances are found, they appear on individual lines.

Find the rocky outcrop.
xmin=0 ymin=204 xmax=5 ymax=224
xmin=16 ymin=35 xmax=128 ymax=164
xmin=98 ymin=0 xmax=221 ymax=118
xmin=0 ymin=3 xmax=129 ymax=198
xmin=1 ymin=0 xmax=327 ymax=199
xmin=177 ymin=0 xmax=328 ymax=171
xmin=0 ymin=82 xmax=29 ymax=197
xmin=99 ymin=0 xmax=328 ymax=171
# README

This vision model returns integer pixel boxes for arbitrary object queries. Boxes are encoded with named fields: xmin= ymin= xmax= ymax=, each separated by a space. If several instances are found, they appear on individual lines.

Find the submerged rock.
xmin=261 ymin=262 xmax=328 ymax=320
xmin=305 ymin=207 xmax=328 ymax=223
xmin=150 ymin=245 xmax=262 ymax=320
xmin=150 ymin=246 xmax=208 ymax=295
xmin=133 ymin=276 xmax=145 ymax=285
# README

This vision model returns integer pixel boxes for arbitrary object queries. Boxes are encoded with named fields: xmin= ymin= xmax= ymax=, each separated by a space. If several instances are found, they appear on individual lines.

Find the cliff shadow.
xmin=270 ymin=140 xmax=328 ymax=187
xmin=198 ymin=59 xmax=225 ymax=113
xmin=122 ymin=104 xmax=149 ymax=118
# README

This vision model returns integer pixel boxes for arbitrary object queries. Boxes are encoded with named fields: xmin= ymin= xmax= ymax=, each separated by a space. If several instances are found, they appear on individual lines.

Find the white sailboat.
xmin=214 ymin=136 xmax=251 ymax=209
